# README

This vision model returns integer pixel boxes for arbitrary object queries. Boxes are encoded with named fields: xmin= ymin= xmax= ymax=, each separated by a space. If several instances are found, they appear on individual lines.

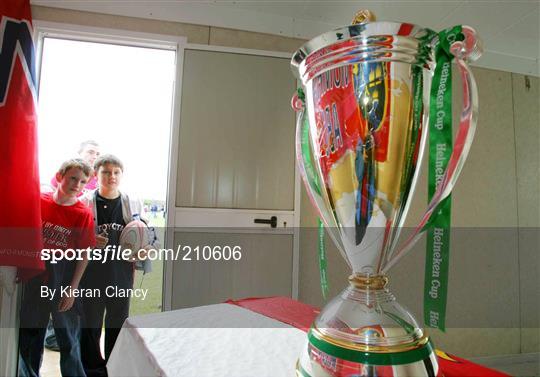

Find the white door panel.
xmin=171 ymin=232 xmax=293 ymax=309
xmin=176 ymin=49 xmax=296 ymax=210
xmin=166 ymin=47 xmax=299 ymax=310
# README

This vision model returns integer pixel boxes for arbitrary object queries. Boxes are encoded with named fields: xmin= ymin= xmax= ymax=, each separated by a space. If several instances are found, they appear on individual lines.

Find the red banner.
xmin=228 ymin=297 xmax=510 ymax=377
xmin=0 ymin=0 xmax=43 ymax=279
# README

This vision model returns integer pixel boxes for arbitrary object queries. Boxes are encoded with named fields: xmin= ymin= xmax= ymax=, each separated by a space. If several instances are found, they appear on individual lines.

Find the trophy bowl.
xmin=291 ymin=11 xmax=481 ymax=377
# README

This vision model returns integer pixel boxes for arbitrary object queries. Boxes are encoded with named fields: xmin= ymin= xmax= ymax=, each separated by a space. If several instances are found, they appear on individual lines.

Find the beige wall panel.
xmin=209 ymin=27 xmax=305 ymax=53
xmin=512 ymin=75 xmax=540 ymax=228
xmin=394 ymin=68 xmax=521 ymax=357
xmin=299 ymin=67 xmax=523 ymax=357
xmin=176 ymin=50 xmax=296 ymax=210
xmin=512 ymin=74 xmax=540 ymax=353
xmin=449 ymin=68 xmax=518 ymax=227
xmin=171 ymin=232 xmax=293 ymax=309
xmin=32 ymin=5 xmax=210 ymax=44
xmin=521 ymin=327 xmax=540 ymax=354
xmin=406 ymin=68 xmax=518 ymax=228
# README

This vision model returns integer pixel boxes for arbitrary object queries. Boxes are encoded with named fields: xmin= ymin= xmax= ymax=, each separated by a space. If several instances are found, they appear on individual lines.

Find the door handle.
xmin=254 ymin=216 xmax=277 ymax=228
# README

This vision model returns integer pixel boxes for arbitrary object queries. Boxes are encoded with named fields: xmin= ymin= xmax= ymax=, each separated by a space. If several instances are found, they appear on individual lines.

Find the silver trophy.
xmin=291 ymin=10 xmax=482 ymax=376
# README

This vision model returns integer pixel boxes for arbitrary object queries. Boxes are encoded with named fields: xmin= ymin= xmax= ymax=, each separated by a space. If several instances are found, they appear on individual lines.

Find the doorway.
xmin=32 ymin=23 xmax=183 ymax=377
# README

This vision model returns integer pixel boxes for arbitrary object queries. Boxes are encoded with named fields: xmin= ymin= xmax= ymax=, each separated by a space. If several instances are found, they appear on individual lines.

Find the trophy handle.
xmin=292 ymin=93 xmax=349 ymax=265
xmin=383 ymin=26 xmax=481 ymax=273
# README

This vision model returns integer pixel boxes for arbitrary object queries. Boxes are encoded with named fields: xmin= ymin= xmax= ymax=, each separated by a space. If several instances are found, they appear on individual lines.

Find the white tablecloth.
xmin=107 ymin=303 xmax=307 ymax=377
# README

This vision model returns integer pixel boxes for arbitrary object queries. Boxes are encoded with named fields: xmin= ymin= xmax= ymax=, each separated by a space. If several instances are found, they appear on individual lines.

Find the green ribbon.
xmin=423 ymin=26 xmax=463 ymax=332
xmin=298 ymin=88 xmax=329 ymax=300
xmin=317 ymin=219 xmax=329 ymax=300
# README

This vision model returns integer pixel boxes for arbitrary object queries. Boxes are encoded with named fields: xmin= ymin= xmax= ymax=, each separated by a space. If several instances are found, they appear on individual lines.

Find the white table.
xmin=107 ymin=303 xmax=307 ymax=377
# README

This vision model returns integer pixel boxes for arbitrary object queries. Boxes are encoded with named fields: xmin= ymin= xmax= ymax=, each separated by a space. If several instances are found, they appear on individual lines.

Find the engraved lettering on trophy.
xmin=331 ymin=103 xmax=343 ymax=150
xmin=323 ymin=103 xmax=343 ymax=155
xmin=313 ymin=66 xmax=350 ymax=103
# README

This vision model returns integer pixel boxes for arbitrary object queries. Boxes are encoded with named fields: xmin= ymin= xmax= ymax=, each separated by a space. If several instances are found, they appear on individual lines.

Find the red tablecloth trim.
xmin=226 ymin=296 xmax=509 ymax=377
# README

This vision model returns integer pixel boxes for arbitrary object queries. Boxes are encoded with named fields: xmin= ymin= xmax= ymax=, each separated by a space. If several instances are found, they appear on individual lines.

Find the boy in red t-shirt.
xmin=19 ymin=159 xmax=96 ymax=377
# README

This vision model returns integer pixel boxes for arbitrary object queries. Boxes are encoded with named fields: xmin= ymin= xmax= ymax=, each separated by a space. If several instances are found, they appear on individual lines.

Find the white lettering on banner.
xmin=429 ymin=310 xmax=440 ymax=327
xmin=435 ymin=144 xmax=447 ymax=187
xmin=429 ymin=227 xmax=445 ymax=299
xmin=436 ymin=62 xmax=451 ymax=110
xmin=429 ymin=279 xmax=441 ymax=299
xmin=435 ymin=110 xmax=445 ymax=130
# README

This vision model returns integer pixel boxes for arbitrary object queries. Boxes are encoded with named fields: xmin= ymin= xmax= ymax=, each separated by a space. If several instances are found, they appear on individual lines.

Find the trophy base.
xmin=296 ymin=340 xmax=438 ymax=377
xmin=296 ymin=275 xmax=439 ymax=377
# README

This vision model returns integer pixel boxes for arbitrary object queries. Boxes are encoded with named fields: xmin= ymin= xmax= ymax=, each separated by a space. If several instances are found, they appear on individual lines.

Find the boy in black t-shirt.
xmin=80 ymin=154 xmax=154 ymax=377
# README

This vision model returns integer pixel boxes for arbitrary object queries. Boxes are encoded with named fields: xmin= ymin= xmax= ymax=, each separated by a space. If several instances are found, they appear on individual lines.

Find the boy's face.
xmin=80 ymin=145 xmax=100 ymax=166
xmin=56 ymin=167 xmax=89 ymax=198
xmin=97 ymin=163 xmax=123 ymax=191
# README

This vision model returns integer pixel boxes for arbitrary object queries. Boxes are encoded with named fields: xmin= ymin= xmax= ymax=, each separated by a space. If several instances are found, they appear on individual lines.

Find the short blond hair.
xmin=57 ymin=158 xmax=92 ymax=178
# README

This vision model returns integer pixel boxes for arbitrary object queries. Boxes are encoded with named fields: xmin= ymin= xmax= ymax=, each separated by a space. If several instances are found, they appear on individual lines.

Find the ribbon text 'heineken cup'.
xmin=291 ymin=10 xmax=481 ymax=377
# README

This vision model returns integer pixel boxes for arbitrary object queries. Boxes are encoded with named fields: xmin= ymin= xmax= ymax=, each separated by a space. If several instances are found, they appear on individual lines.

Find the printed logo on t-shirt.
xmin=42 ymin=221 xmax=71 ymax=248
xmin=98 ymin=223 xmax=125 ymax=234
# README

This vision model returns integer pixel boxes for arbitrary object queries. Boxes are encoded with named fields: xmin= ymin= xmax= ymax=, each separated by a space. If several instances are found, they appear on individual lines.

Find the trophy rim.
xmin=291 ymin=21 xmax=436 ymax=81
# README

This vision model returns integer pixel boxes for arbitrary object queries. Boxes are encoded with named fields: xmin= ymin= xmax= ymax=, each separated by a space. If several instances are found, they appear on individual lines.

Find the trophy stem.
xmin=348 ymin=274 xmax=388 ymax=290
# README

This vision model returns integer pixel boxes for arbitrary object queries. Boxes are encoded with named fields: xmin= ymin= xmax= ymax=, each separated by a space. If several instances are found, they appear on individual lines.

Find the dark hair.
xmin=57 ymin=158 xmax=92 ymax=178
xmin=78 ymin=140 xmax=100 ymax=154
xmin=94 ymin=154 xmax=124 ymax=172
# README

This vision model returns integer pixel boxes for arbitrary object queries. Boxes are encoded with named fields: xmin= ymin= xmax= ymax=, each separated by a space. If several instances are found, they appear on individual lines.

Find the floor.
xmin=41 ymin=332 xmax=104 ymax=377
xmin=493 ymin=362 xmax=539 ymax=377
xmin=472 ymin=353 xmax=540 ymax=377
xmin=41 ymin=348 xmax=60 ymax=377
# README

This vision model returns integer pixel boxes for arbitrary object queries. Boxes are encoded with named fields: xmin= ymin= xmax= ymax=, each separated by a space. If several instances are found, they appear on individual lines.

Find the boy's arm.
xmin=69 ymin=253 xmax=89 ymax=290
xmin=58 ymin=252 xmax=89 ymax=312
xmin=58 ymin=211 xmax=96 ymax=312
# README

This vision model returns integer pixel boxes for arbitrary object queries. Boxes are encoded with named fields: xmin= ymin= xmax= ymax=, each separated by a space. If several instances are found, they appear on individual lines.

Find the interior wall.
xmin=31 ymin=5 xmax=304 ymax=53
xmin=512 ymin=74 xmax=540 ymax=354
xmin=31 ymin=5 xmax=538 ymax=359
xmin=299 ymin=68 xmax=539 ymax=358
